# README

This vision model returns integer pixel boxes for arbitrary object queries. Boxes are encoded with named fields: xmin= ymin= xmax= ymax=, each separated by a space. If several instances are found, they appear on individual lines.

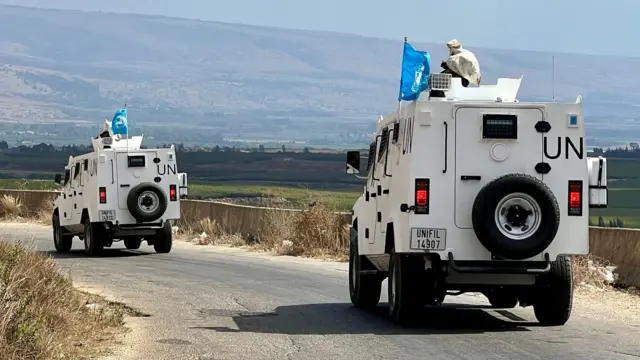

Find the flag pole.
xmin=396 ymin=37 xmax=407 ymax=121
xmin=124 ymin=103 xmax=129 ymax=154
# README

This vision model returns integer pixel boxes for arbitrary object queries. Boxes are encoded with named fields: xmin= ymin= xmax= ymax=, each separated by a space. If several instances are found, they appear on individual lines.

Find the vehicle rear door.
xmin=115 ymin=151 xmax=159 ymax=210
xmin=454 ymin=107 xmax=544 ymax=229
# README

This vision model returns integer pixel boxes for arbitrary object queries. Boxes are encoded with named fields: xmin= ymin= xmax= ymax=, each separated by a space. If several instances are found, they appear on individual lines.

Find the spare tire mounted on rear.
xmin=471 ymin=173 xmax=560 ymax=260
xmin=127 ymin=183 xmax=168 ymax=222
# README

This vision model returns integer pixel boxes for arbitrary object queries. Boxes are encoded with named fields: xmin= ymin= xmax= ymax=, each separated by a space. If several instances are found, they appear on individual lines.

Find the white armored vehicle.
xmin=52 ymin=121 xmax=188 ymax=256
xmin=345 ymin=73 xmax=608 ymax=326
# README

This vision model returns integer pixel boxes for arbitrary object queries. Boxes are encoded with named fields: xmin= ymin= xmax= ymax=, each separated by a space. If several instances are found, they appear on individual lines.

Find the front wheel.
xmin=533 ymin=255 xmax=573 ymax=326
xmin=123 ymin=237 xmax=142 ymax=250
xmin=349 ymin=239 xmax=382 ymax=309
xmin=52 ymin=212 xmax=72 ymax=253
xmin=485 ymin=289 xmax=518 ymax=308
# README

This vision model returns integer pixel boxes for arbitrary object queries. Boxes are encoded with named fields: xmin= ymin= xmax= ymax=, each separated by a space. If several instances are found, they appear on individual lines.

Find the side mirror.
xmin=54 ymin=174 xmax=62 ymax=184
xmin=346 ymin=151 xmax=361 ymax=174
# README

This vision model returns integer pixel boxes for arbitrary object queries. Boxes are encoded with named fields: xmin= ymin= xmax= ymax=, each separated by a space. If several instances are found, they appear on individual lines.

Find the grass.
xmin=0 ymin=179 xmax=61 ymax=191
xmin=188 ymin=181 xmax=360 ymax=211
xmin=0 ymin=240 xmax=133 ymax=360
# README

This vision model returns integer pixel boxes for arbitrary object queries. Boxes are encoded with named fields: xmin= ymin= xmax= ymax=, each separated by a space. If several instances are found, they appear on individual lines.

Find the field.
xmin=2 ymin=146 xmax=640 ymax=227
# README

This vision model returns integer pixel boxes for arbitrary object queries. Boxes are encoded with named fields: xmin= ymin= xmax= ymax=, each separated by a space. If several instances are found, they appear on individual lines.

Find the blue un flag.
xmin=398 ymin=42 xmax=432 ymax=101
xmin=111 ymin=108 xmax=128 ymax=136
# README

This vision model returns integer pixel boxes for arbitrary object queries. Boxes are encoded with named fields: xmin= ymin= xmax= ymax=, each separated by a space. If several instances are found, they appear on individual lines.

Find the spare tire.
xmin=127 ymin=183 xmax=168 ymax=222
xmin=471 ymin=173 xmax=560 ymax=260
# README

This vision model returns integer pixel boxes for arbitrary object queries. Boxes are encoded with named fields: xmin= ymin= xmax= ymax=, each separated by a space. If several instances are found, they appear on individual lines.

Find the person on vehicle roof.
xmin=440 ymin=39 xmax=481 ymax=87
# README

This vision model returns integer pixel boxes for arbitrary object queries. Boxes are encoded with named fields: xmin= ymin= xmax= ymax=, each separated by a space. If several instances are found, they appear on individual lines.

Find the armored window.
xmin=366 ymin=141 xmax=376 ymax=172
xmin=73 ymin=162 xmax=81 ymax=179
xmin=378 ymin=127 xmax=389 ymax=162
xmin=391 ymin=122 xmax=400 ymax=143
xmin=83 ymin=159 xmax=89 ymax=171
xmin=63 ymin=169 xmax=70 ymax=185
xmin=482 ymin=114 xmax=518 ymax=139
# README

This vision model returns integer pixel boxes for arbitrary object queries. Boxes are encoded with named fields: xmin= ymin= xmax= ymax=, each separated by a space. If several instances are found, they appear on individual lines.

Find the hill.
xmin=2 ymin=4 xmax=640 ymax=148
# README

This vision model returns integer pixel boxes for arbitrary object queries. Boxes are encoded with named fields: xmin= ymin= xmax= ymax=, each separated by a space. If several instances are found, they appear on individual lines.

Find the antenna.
xmin=552 ymin=55 xmax=556 ymax=102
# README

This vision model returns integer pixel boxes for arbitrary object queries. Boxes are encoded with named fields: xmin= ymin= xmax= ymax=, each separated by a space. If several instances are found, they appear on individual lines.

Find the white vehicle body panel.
xmin=351 ymin=77 xmax=604 ymax=265
xmin=54 ymin=132 xmax=184 ymax=232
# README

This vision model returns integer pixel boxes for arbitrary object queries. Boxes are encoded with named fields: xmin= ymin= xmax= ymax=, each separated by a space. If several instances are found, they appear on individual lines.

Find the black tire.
xmin=388 ymin=251 xmax=422 ymax=325
xmin=349 ymin=237 xmax=382 ymax=309
xmin=83 ymin=218 xmax=104 ymax=257
xmin=123 ymin=237 xmax=142 ymax=250
xmin=486 ymin=290 xmax=518 ymax=308
xmin=126 ymin=183 xmax=168 ymax=223
xmin=153 ymin=221 xmax=173 ymax=254
xmin=534 ymin=255 xmax=573 ymax=326
xmin=472 ymin=173 xmax=560 ymax=260
xmin=52 ymin=211 xmax=72 ymax=253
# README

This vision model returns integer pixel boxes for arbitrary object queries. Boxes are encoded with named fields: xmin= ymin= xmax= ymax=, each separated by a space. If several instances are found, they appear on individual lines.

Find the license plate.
xmin=410 ymin=228 xmax=446 ymax=251
xmin=99 ymin=210 xmax=115 ymax=222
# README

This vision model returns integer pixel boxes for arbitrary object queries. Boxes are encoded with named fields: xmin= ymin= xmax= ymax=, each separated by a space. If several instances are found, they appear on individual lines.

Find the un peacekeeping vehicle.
xmin=51 ymin=120 xmax=188 ymax=256
xmin=345 ymin=72 xmax=608 ymax=326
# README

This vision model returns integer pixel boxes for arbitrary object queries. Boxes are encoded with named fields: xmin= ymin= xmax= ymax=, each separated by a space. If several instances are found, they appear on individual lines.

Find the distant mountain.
xmin=1 ymin=4 xmax=640 ymax=147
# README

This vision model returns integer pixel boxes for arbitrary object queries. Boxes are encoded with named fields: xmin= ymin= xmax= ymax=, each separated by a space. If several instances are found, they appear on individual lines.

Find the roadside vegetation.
xmin=0 ymin=239 xmax=133 ymax=360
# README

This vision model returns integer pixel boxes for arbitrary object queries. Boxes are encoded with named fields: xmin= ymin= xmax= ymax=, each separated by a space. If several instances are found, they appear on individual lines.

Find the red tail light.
xmin=415 ymin=178 xmax=430 ymax=214
xmin=568 ymin=180 xmax=582 ymax=216
xmin=169 ymin=185 xmax=177 ymax=201
xmin=99 ymin=187 xmax=107 ymax=204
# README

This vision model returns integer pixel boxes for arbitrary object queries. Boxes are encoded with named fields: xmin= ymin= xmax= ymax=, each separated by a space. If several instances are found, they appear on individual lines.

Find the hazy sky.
xmin=0 ymin=0 xmax=636 ymax=56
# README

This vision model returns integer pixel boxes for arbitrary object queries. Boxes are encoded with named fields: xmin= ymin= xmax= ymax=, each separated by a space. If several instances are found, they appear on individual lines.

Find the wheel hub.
xmin=495 ymin=192 xmax=542 ymax=240
xmin=141 ymin=195 xmax=153 ymax=207
xmin=505 ymin=205 xmax=533 ymax=229
xmin=138 ymin=190 xmax=160 ymax=213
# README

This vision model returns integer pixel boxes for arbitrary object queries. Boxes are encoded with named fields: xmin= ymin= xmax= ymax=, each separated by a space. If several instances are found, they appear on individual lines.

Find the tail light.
xmin=99 ymin=187 xmax=107 ymax=204
xmin=415 ymin=178 xmax=430 ymax=214
xmin=568 ymin=180 xmax=583 ymax=216
xmin=169 ymin=185 xmax=177 ymax=201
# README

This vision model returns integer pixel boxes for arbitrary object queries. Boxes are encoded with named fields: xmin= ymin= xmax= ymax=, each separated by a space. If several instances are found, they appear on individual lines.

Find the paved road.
xmin=1 ymin=223 xmax=639 ymax=360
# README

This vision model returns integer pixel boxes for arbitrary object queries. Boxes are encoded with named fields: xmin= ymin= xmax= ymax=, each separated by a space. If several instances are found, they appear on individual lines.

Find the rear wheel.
xmin=83 ymin=218 xmax=105 ymax=257
xmin=52 ymin=212 xmax=72 ymax=253
xmin=153 ymin=221 xmax=173 ymax=254
xmin=349 ymin=239 xmax=382 ymax=309
xmin=123 ymin=237 xmax=142 ymax=250
xmin=534 ymin=255 xmax=573 ymax=326
xmin=388 ymin=251 xmax=422 ymax=325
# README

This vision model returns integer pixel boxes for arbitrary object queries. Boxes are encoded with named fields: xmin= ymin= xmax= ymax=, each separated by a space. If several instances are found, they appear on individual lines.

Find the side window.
xmin=63 ymin=169 xmax=70 ymax=186
xmin=366 ymin=140 xmax=376 ymax=175
xmin=391 ymin=122 xmax=400 ymax=144
xmin=84 ymin=159 xmax=89 ymax=172
xmin=69 ymin=165 xmax=76 ymax=187
xmin=378 ymin=127 xmax=389 ymax=162
xmin=73 ymin=162 xmax=81 ymax=179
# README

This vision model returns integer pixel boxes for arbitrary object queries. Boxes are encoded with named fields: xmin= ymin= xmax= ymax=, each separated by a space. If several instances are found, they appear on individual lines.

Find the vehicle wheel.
xmin=534 ymin=255 xmax=573 ymax=326
xmin=127 ymin=183 xmax=168 ymax=223
xmin=83 ymin=218 xmax=104 ymax=257
xmin=153 ymin=221 xmax=173 ymax=254
xmin=52 ymin=212 xmax=72 ymax=253
xmin=388 ymin=251 xmax=422 ymax=325
xmin=123 ymin=237 xmax=142 ymax=250
xmin=472 ymin=173 xmax=560 ymax=260
xmin=349 ymin=238 xmax=382 ymax=309
xmin=486 ymin=290 xmax=518 ymax=308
